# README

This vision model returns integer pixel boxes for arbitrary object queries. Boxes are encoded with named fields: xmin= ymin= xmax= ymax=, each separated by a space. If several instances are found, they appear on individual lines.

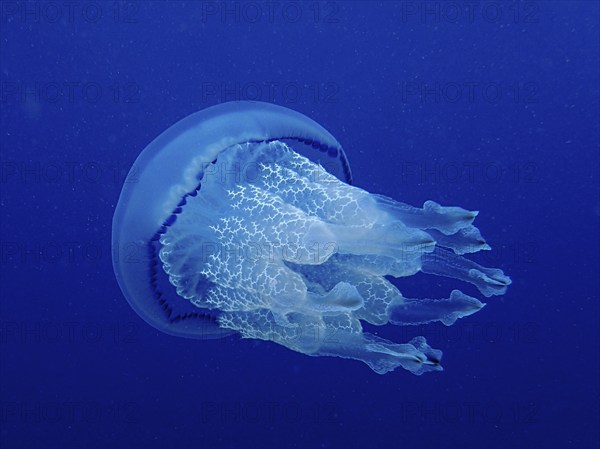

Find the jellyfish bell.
xmin=112 ymin=101 xmax=352 ymax=340
xmin=112 ymin=101 xmax=511 ymax=374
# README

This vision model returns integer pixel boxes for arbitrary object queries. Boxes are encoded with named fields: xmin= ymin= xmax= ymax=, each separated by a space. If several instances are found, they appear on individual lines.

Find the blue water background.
xmin=1 ymin=2 xmax=598 ymax=448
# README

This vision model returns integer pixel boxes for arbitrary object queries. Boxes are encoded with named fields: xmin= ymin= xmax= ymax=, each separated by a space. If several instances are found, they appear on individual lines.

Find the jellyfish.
xmin=112 ymin=101 xmax=511 ymax=375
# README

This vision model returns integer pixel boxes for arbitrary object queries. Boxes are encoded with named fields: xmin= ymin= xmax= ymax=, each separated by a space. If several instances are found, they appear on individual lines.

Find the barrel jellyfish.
xmin=112 ymin=101 xmax=511 ymax=375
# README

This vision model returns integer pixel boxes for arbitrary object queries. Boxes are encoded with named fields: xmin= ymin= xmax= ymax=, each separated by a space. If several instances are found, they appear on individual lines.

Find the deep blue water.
xmin=1 ymin=2 xmax=599 ymax=449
